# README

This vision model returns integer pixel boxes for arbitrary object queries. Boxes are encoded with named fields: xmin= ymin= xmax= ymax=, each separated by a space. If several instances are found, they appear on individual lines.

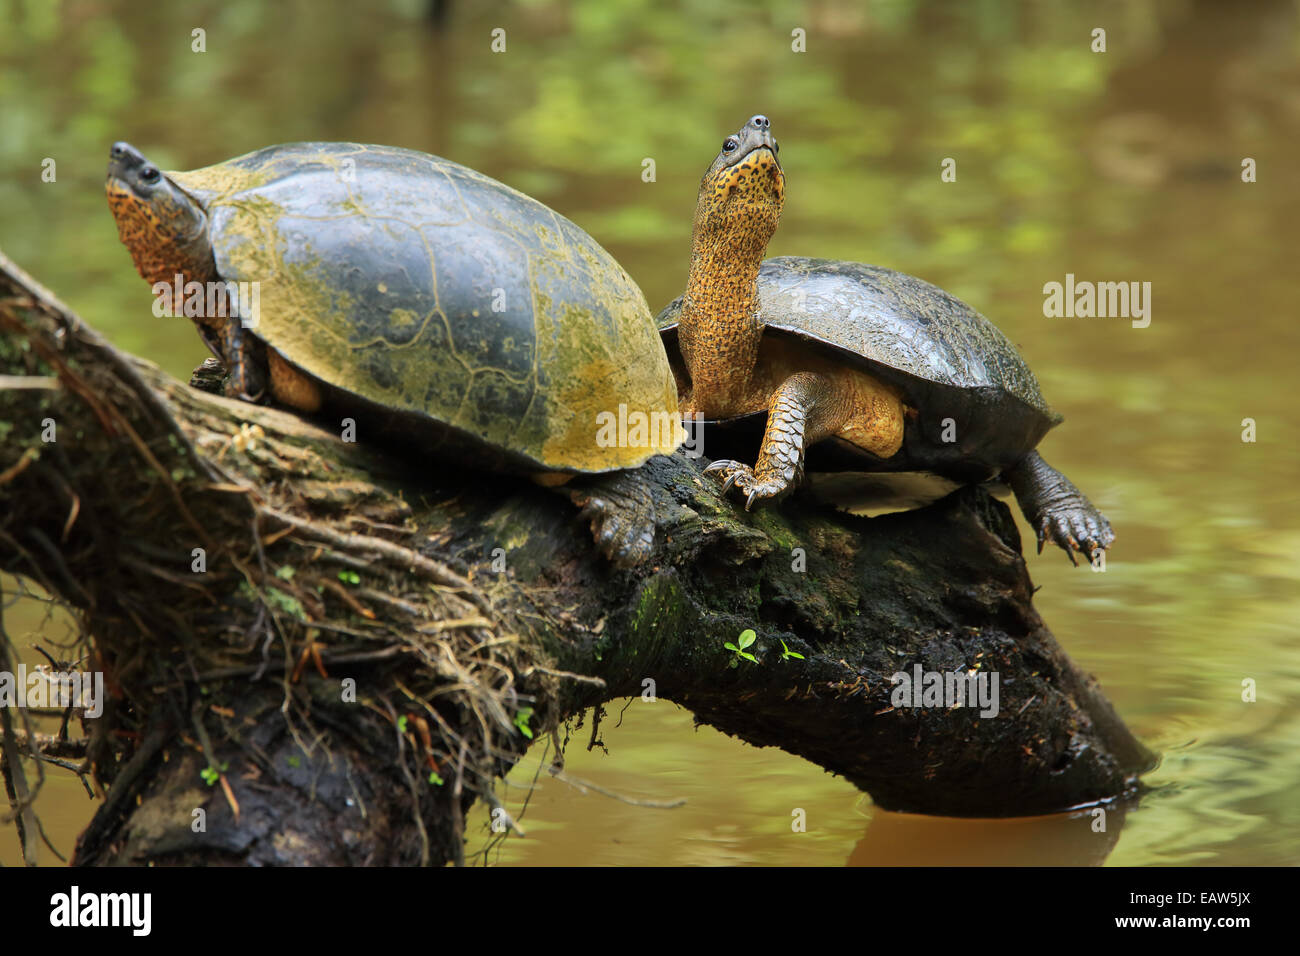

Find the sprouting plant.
xmin=779 ymin=638 xmax=805 ymax=661
xmin=725 ymin=629 xmax=759 ymax=667
xmin=199 ymin=761 xmax=229 ymax=786
xmin=513 ymin=706 xmax=534 ymax=739
xmin=338 ymin=570 xmax=360 ymax=585
xmin=397 ymin=715 xmax=409 ymax=734
xmin=429 ymin=771 xmax=445 ymax=786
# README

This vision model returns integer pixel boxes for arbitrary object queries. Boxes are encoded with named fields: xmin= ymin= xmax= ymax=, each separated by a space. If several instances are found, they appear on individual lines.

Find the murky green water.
xmin=2 ymin=0 xmax=1297 ymax=866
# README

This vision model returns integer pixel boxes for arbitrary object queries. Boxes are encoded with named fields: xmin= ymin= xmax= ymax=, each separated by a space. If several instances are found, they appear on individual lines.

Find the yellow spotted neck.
xmin=678 ymin=194 xmax=779 ymax=418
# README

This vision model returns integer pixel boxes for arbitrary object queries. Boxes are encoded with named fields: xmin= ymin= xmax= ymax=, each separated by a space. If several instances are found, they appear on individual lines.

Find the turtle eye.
xmin=722 ymin=138 xmax=738 ymax=153
xmin=141 ymin=166 xmax=161 ymax=185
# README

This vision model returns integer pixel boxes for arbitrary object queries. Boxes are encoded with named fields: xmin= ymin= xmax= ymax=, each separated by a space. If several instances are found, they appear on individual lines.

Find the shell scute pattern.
xmin=169 ymin=142 xmax=677 ymax=471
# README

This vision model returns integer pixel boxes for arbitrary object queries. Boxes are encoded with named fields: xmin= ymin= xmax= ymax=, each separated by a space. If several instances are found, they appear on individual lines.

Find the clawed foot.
xmin=568 ymin=470 xmax=657 ymax=567
xmin=703 ymin=459 xmax=788 ymax=511
xmin=1032 ymin=502 xmax=1114 ymax=566
xmin=578 ymin=496 xmax=654 ymax=567
xmin=1004 ymin=451 xmax=1115 ymax=566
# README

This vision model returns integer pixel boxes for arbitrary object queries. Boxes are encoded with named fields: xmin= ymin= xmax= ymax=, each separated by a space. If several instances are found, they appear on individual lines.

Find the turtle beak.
xmin=107 ymin=141 xmax=164 ymax=196
xmin=107 ymin=141 xmax=145 ymax=180
xmin=729 ymin=117 xmax=781 ymax=171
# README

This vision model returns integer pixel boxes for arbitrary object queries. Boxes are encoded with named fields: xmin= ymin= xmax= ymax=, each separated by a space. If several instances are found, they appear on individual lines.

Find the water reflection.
xmin=849 ymin=804 xmax=1128 ymax=867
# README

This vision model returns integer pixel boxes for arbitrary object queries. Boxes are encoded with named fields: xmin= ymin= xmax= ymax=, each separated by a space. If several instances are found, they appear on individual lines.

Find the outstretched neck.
xmin=678 ymin=221 xmax=769 ymax=416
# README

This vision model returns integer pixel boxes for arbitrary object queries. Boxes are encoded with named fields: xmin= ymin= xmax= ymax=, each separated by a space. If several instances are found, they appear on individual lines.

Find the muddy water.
xmin=2 ymin=0 xmax=1297 ymax=866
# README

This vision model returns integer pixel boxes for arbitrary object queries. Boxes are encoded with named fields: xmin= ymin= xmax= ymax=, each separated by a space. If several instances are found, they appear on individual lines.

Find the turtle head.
xmin=106 ymin=141 xmax=214 ymax=286
xmin=692 ymin=115 xmax=784 ymax=255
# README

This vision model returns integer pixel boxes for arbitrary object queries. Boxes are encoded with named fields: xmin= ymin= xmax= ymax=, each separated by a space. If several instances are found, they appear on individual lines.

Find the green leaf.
xmin=739 ymin=651 xmax=758 ymax=663
xmin=338 ymin=570 xmax=360 ymax=585
xmin=397 ymin=715 xmax=408 ymax=733
xmin=513 ymin=706 xmax=535 ymax=739
xmin=723 ymin=642 xmax=739 ymax=653
xmin=276 ymin=565 xmax=296 ymax=581
xmin=737 ymin=629 xmax=756 ymax=649
xmin=429 ymin=771 xmax=444 ymax=786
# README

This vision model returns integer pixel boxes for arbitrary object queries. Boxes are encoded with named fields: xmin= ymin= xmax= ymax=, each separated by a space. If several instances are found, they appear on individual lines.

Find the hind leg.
xmin=1004 ymin=450 xmax=1114 ymax=564
xmin=564 ymin=469 xmax=659 ymax=567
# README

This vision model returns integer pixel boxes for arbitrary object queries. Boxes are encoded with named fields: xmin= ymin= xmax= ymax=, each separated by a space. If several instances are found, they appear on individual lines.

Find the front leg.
xmin=217 ymin=317 xmax=268 ymax=403
xmin=705 ymin=371 xmax=850 ymax=510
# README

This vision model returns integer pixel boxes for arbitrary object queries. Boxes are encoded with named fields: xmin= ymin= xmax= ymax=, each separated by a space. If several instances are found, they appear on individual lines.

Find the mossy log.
xmin=0 ymin=250 xmax=1153 ymax=866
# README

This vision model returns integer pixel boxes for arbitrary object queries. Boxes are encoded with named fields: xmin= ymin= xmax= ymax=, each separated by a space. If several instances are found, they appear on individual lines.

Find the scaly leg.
xmin=1003 ymin=450 xmax=1114 ymax=564
xmin=704 ymin=371 xmax=853 ymax=510
xmin=565 ymin=468 xmax=659 ymax=567
xmin=217 ymin=317 xmax=268 ymax=403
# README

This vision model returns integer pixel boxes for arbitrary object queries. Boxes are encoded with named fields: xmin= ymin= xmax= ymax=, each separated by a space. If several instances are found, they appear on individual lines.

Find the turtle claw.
xmin=1037 ymin=506 xmax=1113 ymax=566
xmin=1005 ymin=452 xmax=1114 ymax=567
xmin=703 ymin=459 xmax=787 ymax=509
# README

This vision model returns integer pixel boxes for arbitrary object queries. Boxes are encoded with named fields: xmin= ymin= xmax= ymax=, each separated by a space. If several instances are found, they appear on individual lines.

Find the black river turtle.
xmin=656 ymin=116 xmax=1113 ymax=562
xmin=105 ymin=141 xmax=681 ymax=564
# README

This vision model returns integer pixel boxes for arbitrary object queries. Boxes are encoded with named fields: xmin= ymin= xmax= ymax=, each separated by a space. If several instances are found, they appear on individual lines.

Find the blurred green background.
xmin=2 ymin=0 xmax=1298 ymax=865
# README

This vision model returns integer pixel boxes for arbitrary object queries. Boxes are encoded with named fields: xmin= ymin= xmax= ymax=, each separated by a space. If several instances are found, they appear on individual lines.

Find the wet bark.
xmin=0 ymin=250 xmax=1153 ymax=866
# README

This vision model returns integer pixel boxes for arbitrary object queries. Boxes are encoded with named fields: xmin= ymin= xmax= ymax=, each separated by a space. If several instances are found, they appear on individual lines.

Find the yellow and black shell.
xmin=172 ymin=142 xmax=680 ymax=473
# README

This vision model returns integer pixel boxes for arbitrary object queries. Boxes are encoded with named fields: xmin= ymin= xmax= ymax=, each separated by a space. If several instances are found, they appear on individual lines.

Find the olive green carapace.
xmin=168 ymin=143 xmax=679 ymax=473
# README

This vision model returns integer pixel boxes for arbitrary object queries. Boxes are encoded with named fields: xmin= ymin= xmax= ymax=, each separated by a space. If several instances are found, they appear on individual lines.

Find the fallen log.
xmin=0 ymin=250 xmax=1153 ymax=865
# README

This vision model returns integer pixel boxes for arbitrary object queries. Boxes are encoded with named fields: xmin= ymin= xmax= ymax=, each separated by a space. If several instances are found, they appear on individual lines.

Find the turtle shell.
xmin=657 ymin=256 xmax=1061 ymax=484
xmin=171 ymin=143 xmax=679 ymax=473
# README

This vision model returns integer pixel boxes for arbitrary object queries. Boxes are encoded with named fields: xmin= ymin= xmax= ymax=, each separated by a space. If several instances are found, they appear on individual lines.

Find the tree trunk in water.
xmin=0 ymin=250 xmax=1153 ymax=866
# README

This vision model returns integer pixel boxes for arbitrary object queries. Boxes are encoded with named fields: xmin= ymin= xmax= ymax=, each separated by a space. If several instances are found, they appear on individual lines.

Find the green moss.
xmin=752 ymin=508 xmax=800 ymax=550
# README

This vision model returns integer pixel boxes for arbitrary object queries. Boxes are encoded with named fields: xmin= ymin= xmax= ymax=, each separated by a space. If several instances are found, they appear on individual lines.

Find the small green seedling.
xmin=513 ymin=706 xmax=534 ymax=739
xmin=725 ymin=629 xmax=759 ymax=667
xmin=429 ymin=771 xmax=445 ymax=786
xmin=338 ymin=570 xmax=361 ymax=585
xmin=779 ymin=638 xmax=805 ymax=661
xmin=199 ymin=761 xmax=229 ymax=786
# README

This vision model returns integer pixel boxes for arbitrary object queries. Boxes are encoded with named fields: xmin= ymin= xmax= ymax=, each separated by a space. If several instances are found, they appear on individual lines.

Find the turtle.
xmin=105 ymin=141 xmax=681 ymax=565
xmin=656 ymin=115 xmax=1113 ymax=562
